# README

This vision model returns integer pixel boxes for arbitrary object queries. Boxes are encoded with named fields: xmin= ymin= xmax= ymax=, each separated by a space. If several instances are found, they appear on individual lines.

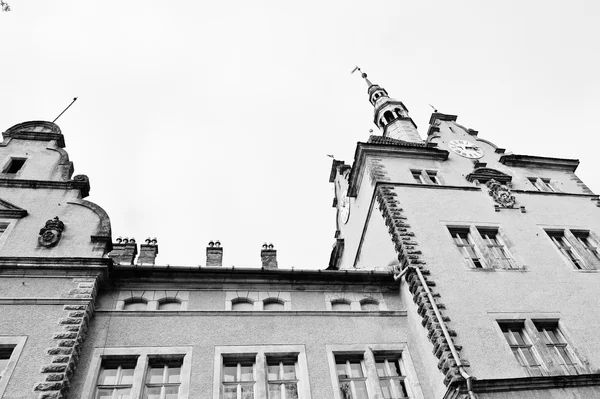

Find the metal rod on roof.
xmin=52 ymin=97 xmax=78 ymax=123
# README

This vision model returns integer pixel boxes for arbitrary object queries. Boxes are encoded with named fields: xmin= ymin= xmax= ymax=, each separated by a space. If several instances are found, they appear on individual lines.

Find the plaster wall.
xmin=354 ymin=207 xmax=398 ymax=270
xmin=476 ymin=386 xmax=600 ymax=398
xmin=0 ymin=138 xmax=66 ymax=182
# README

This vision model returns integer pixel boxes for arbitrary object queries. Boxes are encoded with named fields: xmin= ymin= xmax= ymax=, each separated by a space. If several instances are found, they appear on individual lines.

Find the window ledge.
xmin=572 ymin=269 xmax=600 ymax=273
xmin=466 ymin=268 xmax=528 ymax=273
xmin=511 ymin=189 xmax=598 ymax=199
xmin=454 ymin=373 xmax=600 ymax=395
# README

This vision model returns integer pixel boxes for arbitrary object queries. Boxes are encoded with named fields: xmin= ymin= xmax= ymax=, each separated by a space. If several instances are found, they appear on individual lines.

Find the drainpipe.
xmin=401 ymin=266 xmax=478 ymax=399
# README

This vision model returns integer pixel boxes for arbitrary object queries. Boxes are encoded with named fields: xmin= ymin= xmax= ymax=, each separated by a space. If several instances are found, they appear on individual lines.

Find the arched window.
xmin=360 ymin=299 xmax=380 ymax=311
xmin=331 ymin=299 xmax=352 ymax=311
xmin=232 ymin=298 xmax=254 ymax=311
xmin=123 ymin=298 xmax=148 ymax=311
xmin=158 ymin=298 xmax=182 ymax=311
xmin=384 ymin=111 xmax=395 ymax=124
xmin=263 ymin=299 xmax=285 ymax=311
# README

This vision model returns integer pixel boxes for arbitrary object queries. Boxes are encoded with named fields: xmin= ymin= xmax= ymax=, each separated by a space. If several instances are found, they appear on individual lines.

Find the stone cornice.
xmin=445 ymin=374 xmax=600 ymax=398
xmin=95 ymin=310 xmax=408 ymax=317
xmin=0 ymin=257 xmax=112 ymax=275
xmin=2 ymin=121 xmax=65 ymax=147
xmin=499 ymin=154 xmax=580 ymax=172
xmin=511 ymin=189 xmax=598 ymax=198
xmin=429 ymin=112 xmax=458 ymax=124
xmin=348 ymin=142 xmax=449 ymax=197
xmin=0 ymin=176 xmax=90 ymax=198
xmin=0 ymin=298 xmax=92 ymax=305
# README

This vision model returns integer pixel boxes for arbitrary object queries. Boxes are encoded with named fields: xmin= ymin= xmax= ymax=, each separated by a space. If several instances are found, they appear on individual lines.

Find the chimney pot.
xmin=137 ymin=238 xmax=159 ymax=266
xmin=108 ymin=237 xmax=138 ymax=265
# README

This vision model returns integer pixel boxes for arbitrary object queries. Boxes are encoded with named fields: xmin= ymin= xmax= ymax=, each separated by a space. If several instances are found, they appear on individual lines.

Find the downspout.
xmin=397 ymin=266 xmax=477 ymax=399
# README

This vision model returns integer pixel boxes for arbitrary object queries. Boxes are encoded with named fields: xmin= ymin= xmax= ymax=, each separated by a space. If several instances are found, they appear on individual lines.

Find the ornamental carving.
xmin=39 ymin=216 xmax=65 ymax=247
xmin=486 ymin=179 xmax=516 ymax=208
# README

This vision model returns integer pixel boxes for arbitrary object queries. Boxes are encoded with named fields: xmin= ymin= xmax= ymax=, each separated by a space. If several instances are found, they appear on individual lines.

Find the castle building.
xmin=0 ymin=73 xmax=599 ymax=399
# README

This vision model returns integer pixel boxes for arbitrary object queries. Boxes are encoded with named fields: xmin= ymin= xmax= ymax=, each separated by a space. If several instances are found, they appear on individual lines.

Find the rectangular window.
xmin=374 ymin=356 xmax=409 ymax=399
xmin=95 ymin=358 xmax=137 ymax=399
xmin=410 ymin=170 xmax=424 ymax=184
xmin=335 ymin=356 xmax=369 ymax=399
xmin=448 ymin=228 xmax=483 ymax=268
xmin=3 ymin=158 xmax=26 ymax=174
xmin=426 ymin=171 xmax=439 ymax=185
xmin=499 ymin=323 xmax=544 ymax=377
xmin=534 ymin=322 xmax=579 ymax=375
xmin=546 ymin=231 xmax=585 ymax=269
xmin=267 ymin=357 xmax=299 ymax=399
xmin=478 ymin=228 xmax=516 ymax=269
xmin=0 ymin=223 xmax=8 ymax=237
xmin=529 ymin=177 xmax=558 ymax=192
xmin=222 ymin=358 xmax=255 ymax=399
xmin=540 ymin=178 xmax=557 ymax=192
xmin=572 ymin=231 xmax=600 ymax=262
xmin=144 ymin=358 xmax=183 ymax=399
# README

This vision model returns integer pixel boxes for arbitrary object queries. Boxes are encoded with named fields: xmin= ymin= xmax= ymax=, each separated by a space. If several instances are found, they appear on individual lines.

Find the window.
xmin=528 ymin=177 xmax=558 ymax=192
xmin=0 ymin=346 xmax=14 ymax=380
xmin=546 ymin=230 xmax=586 ymax=269
xmin=411 ymin=170 xmax=424 ymax=184
xmin=331 ymin=300 xmax=352 ymax=311
xmin=426 ymin=171 xmax=438 ymax=185
xmin=448 ymin=228 xmax=482 ymax=268
xmin=96 ymin=358 xmax=137 ymax=399
xmin=478 ymin=228 xmax=516 ymax=269
xmin=263 ymin=299 xmax=285 ymax=311
xmin=336 ymin=357 xmax=369 ymax=399
xmin=0 ymin=222 xmax=9 ymax=237
xmin=499 ymin=323 xmax=544 ymax=377
xmin=359 ymin=299 xmax=380 ymax=311
xmin=82 ymin=347 xmax=192 ymax=399
xmin=267 ymin=357 xmax=299 ymax=399
xmin=375 ymin=357 xmax=409 ymax=399
xmin=572 ymin=231 xmax=600 ymax=262
xmin=144 ymin=359 xmax=182 ymax=398
xmin=214 ymin=345 xmax=311 ymax=399
xmin=327 ymin=344 xmax=423 ymax=399
xmin=123 ymin=298 xmax=149 ymax=311
xmin=2 ymin=158 xmax=26 ymax=174
xmin=157 ymin=299 xmax=182 ymax=311
xmin=232 ymin=298 xmax=254 ymax=311
xmin=534 ymin=322 xmax=579 ymax=375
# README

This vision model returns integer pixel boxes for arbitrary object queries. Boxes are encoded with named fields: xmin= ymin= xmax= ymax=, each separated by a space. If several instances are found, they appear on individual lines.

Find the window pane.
xmin=264 ymin=301 xmax=285 ymax=311
xmin=336 ymin=363 xmax=349 ymax=378
xmin=114 ymin=388 xmax=131 ymax=399
xmin=375 ymin=361 xmax=386 ymax=377
xmin=282 ymin=364 xmax=296 ymax=380
xmin=268 ymin=384 xmax=282 ymax=399
xmin=146 ymin=366 xmax=164 ymax=383
xmin=241 ymin=383 xmax=254 ymax=399
xmin=339 ymin=382 xmax=352 ymax=399
xmin=158 ymin=301 xmax=181 ymax=311
xmin=232 ymin=301 xmax=254 ymax=311
xmin=512 ymin=330 xmax=526 ymax=346
xmin=120 ymin=368 xmax=135 ymax=384
xmin=96 ymin=389 xmax=114 ymax=399
xmin=284 ymin=383 xmax=299 ymax=399
xmin=392 ymin=379 xmax=408 ymax=397
xmin=167 ymin=366 xmax=181 ymax=383
xmin=240 ymin=364 xmax=254 ymax=381
xmin=98 ymin=368 xmax=118 ymax=385
xmin=123 ymin=301 xmax=147 ymax=311
xmin=545 ymin=329 xmax=560 ymax=344
xmin=521 ymin=348 xmax=538 ymax=366
xmin=223 ymin=365 xmax=237 ymax=382
xmin=380 ymin=379 xmax=392 ymax=398
xmin=164 ymin=386 xmax=179 ymax=399
xmin=354 ymin=380 xmax=368 ymax=399
xmin=223 ymin=385 xmax=237 ymax=399
xmin=144 ymin=387 xmax=161 ymax=399
xmin=267 ymin=365 xmax=279 ymax=380
xmin=332 ymin=302 xmax=352 ymax=311
xmin=557 ymin=347 xmax=574 ymax=365
xmin=360 ymin=302 xmax=379 ymax=311
xmin=349 ymin=362 xmax=364 ymax=378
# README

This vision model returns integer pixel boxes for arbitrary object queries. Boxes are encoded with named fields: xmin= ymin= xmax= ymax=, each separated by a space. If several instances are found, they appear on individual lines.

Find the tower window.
xmin=383 ymin=111 xmax=395 ymax=124
xmin=411 ymin=170 xmax=424 ymax=184
xmin=528 ymin=177 xmax=558 ymax=192
xmin=448 ymin=227 xmax=483 ymax=268
xmin=426 ymin=171 xmax=439 ymax=184
xmin=3 ymin=158 xmax=26 ymax=174
xmin=499 ymin=322 xmax=544 ymax=377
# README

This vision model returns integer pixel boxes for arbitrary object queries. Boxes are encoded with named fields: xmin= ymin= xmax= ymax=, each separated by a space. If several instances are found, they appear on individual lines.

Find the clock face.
xmin=448 ymin=140 xmax=484 ymax=159
xmin=339 ymin=189 xmax=350 ymax=224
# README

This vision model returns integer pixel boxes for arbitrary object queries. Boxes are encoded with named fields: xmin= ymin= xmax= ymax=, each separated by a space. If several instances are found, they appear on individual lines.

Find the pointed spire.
xmin=351 ymin=66 xmax=373 ymax=88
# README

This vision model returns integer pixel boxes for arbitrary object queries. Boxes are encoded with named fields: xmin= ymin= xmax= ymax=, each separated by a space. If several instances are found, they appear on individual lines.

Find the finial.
xmin=351 ymin=65 xmax=373 ymax=87
xmin=429 ymin=104 xmax=438 ymax=113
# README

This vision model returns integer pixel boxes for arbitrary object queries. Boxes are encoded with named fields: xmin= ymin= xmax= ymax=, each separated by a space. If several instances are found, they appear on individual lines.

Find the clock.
xmin=448 ymin=140 xmax=484 ymax=159
xmin=339 ymin=189 xmax=350 ymax=224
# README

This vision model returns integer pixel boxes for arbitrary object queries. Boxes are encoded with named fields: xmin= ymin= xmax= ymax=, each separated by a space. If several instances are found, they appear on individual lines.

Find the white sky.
xmin=1 ymin=1 xmax=599 ymax=268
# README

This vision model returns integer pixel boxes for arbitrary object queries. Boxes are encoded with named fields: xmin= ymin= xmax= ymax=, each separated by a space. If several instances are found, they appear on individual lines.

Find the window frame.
xmin=448 ymin=227 xmax=484 ymax=268
xmin=533 ymin=320 xmax=583 ymax=375
xmin=326 ymin=344 xmax=424 ymax=399
xmin=0 ymin=336 xmax=27 ymax=397
xmin=212 ymin=345 xmax=311 ymax=399
xmin=81 ymin=346 xmax=192 ymax=399
xmin=1 ymin=157 xmax=27 ymax=175
xmin=498 ymin=321 xmax=546 ymax=377
xmin=545 ymin=228 xmax=599 ymax=270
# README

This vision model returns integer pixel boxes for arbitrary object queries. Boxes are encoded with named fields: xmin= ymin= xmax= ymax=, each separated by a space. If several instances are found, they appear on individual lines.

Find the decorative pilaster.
xmin=33 ymin=277 xmax=99 ymax=399
xmin=375 ymin=184 xmax=468 ymax=386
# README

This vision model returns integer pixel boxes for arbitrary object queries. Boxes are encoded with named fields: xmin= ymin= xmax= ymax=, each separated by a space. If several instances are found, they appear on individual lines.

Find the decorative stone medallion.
xmin=486 ymin=179 xmax=516 ymax=208
xmin=39 ymin=216 xmax=65 ymax=247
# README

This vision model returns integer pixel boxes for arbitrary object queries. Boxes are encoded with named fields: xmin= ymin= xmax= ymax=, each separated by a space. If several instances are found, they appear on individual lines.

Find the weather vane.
xmin=52 ymin=97 xmax=78 ymax=123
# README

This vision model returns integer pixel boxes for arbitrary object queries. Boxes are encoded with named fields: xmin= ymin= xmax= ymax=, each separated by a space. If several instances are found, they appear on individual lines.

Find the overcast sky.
xmin=1 ymin=1 xmax=599 ymax=268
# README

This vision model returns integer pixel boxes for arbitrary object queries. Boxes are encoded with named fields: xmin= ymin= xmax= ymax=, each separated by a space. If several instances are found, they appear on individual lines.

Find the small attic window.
xmin=3 ymin=158 xmax=26 ymax=174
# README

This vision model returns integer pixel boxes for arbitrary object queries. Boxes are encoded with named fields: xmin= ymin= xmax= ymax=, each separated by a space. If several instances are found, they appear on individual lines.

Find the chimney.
xmin=108 ymin=237 xmax=138 ymax=265
xmin=137 ymin=237 xmax=158 ymax=265
xmin=261 ymin=243 xmax=277 ymax=269
xmin=206 ymin=240 xmax=223 ymax=267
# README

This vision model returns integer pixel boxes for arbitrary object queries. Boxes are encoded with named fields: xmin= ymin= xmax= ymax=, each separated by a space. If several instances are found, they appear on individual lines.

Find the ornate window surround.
xmin=116 ymin=290 xmax=189 ymax=311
